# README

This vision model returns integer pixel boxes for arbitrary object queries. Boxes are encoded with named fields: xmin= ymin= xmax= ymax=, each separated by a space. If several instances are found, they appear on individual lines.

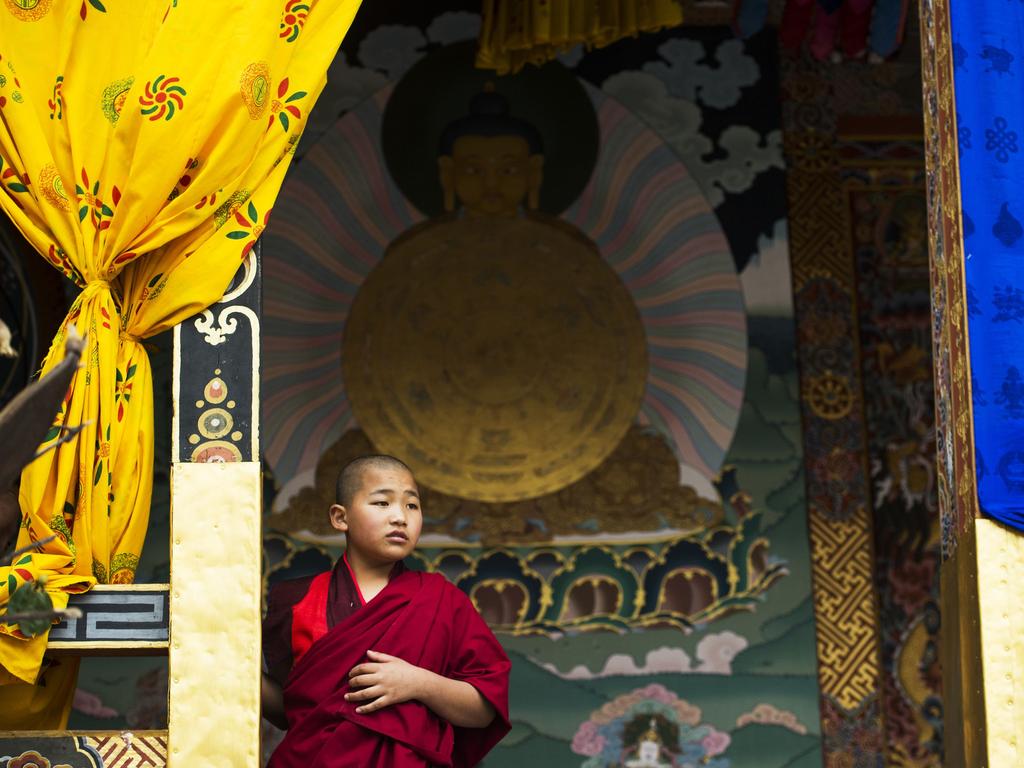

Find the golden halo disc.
xmin=342 ymin=215 xmax=647 ymax=502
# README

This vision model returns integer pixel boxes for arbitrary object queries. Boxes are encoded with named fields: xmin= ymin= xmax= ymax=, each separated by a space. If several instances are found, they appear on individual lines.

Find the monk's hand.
xmin=345 ymin=650 xmax=427 ymax=714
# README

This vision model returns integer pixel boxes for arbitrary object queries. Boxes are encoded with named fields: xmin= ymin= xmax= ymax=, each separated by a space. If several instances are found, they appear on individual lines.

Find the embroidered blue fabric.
xmin=951 ymin=3 xmax=1024 ymax=527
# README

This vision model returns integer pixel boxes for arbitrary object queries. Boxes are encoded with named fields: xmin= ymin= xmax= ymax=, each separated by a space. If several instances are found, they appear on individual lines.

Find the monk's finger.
xmin=348 ymin=663 xmax=378 ymax=678
xmin=366 ymin=650 xmax=399 ymax=662
xmin=345 ymin=685 xmax=384 ymax=702
xmin=347 ymin=674 xmax=379 ymax=689
xmin=356 ymin=695 xmax=390 ymax=714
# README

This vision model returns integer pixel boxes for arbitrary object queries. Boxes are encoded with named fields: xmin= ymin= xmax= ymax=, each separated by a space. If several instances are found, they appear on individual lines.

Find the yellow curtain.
xmin=477 ymin=0 xmax=684 ymax=74
xmin=0 ymin=0 xmax=361 ymax=726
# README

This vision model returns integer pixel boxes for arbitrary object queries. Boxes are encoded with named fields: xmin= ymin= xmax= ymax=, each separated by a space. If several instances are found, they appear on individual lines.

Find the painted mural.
xmin=845 ymin=145 xmax=942 ymax=765
xmin=64 ymin=6 xmax=824 ymax=767
xmin=255 ymin=5 xmax=821 ymax=767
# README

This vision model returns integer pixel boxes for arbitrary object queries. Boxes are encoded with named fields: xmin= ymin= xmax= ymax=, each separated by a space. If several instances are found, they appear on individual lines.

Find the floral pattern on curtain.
xmin=0 ymin=0 xmax=361 ymax=724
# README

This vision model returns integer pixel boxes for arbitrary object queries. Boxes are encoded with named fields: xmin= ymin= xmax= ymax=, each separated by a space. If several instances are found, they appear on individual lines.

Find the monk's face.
xmin=330 ymin=466 xmax=422 ymax=564
xmin=441 ymin=135 xmax=541 ymax=217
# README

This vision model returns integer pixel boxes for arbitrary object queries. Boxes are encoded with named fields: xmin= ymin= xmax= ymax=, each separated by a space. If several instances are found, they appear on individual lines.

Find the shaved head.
xmin=335 ymin=455 xmax=414 ymax=508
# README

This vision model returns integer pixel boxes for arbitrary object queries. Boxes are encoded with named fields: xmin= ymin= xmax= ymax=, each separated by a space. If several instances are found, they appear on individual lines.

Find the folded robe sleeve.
xmin=262 ymin=575 xmax=316 ymax=689
xmin=444 ymin=586 xmax=512 ymax=768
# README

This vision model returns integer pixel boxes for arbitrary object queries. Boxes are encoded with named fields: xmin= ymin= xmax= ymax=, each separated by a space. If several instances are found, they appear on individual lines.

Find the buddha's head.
xmin=438 ymin=84 xmax=544 ymax=217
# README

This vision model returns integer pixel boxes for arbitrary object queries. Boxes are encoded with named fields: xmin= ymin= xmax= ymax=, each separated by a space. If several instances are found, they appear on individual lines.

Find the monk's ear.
xmin=438 ymin=156 xmax=456 ymax=212
xmin=328 ymin=504 xmax=348 ymax=533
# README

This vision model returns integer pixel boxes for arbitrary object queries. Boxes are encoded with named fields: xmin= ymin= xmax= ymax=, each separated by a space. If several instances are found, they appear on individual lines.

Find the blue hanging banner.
xmin=950 ymin=1 xmax=1024 ymax=528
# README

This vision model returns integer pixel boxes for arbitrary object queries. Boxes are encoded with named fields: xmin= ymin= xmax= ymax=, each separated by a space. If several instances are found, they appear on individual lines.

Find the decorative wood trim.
xmin=0 ymin=732 xmax=168 ymax=768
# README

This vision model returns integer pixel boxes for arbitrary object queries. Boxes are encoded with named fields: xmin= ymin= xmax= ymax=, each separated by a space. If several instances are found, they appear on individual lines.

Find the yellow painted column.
xmin=940 ymin=517 xmax=1024 ymax=766
xmin=973 ymin=520 xmax=1024 ymax=765
xmin=939 ymin=519 xmax=985 ymax=766
xmin=168 ymin=249 xmax=263 ymax=766
xmin=168 ymin=462 xmax=262 ymax=767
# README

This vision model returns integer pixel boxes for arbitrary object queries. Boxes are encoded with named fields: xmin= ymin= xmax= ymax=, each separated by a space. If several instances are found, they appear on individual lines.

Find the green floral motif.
xmin=49 ymin=511 xmax=76 ymax=558
xmin=101 ymin=76 xmax=134 ymax=125
xmin=109 ymin=552 xmax=139 ymax=583
xmin=0 ymin=153 xmax=30 ymax=199
xmin=92 ymin=560 xmax=108 ymax=584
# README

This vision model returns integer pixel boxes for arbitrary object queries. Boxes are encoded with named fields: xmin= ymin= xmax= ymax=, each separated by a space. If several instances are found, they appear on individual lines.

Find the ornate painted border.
xmin=0 ymin=733 xmax=167 ymax=768
xmin=172 ymin=247 xmax=261 ymax=465
xmin=781 ymin=57 xmax=887 ymax=765
xmin=918 ymin=0 xmax=977 ymax=560
xmin=919 ymin=0 xmax=984 ymax=764
xmin=840 ymin=136 xmax=945 ymax=765
xmin=48 ymin=584 xmax=169 ymax=652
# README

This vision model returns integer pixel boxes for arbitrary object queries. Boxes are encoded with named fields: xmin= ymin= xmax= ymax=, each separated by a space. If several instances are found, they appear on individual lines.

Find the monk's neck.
xmin=343 ymin=549 xmax=392 ymax=604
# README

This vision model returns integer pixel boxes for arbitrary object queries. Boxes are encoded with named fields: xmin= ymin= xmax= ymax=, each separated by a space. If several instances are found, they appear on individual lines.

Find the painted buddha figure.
xmin=436 ymin=83 xmax=544 ymax=219
xmin=342 ymin=86 xmax=646 ymax=506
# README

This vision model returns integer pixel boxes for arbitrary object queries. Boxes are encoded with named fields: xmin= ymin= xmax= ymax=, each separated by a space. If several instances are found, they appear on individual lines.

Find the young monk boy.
xmin=261 ymin=455 xmax=511 ymax=767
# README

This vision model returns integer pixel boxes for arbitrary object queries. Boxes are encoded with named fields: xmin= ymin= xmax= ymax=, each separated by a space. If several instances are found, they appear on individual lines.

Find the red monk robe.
xmin=264 ymin=558 xmax=511 ymax=767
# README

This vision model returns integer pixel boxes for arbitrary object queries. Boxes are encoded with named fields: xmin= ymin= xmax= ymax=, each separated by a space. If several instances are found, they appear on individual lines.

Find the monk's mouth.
xmin=385 ymin=531 xmax=408 ymax=542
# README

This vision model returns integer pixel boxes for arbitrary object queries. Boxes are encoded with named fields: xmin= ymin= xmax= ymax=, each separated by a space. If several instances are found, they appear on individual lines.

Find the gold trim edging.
xmin=941 ymin=517 xmax=1024 ymax=768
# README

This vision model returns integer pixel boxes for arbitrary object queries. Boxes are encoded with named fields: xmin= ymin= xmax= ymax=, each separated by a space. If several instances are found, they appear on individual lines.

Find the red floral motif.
xmin=93 ymin=423 xmax=111 ymax=488
xmin=45 ymin=244 xmax=83 ymax=284
xmin=140 ymin=75 xmax=186 ymax=121
xmin=168 ymin=157 xmax=199 ymax=201
xmin=226 ymin=200 xmax=271 ymax=258
xmin=0 ymin=56 xmax=23 ymax=106
xmin=75 ymin=168 xmax=119 ymax=230
xmin=79 ymin=0 xmax=107 ymax=20
xmin=267 ymin=77 xmax=306 ymax=132
xmin=195 ymin=191 xmax=217 ymax=210
xmin=0 ymin=153 xmax=29 ymax=208
xmin=279 ymin=0 xmax=310 ymax=42
xmin=48 ymin=75 xmax=64 ymax=120
xmin=115 ymin=363 xmax=137 ymax=422
xmin=113 ymin=250 xmax=138 ymax=266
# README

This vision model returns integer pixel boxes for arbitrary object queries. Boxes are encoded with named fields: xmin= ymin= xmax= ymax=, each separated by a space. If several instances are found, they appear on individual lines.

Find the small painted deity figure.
xmin=624 ymin=718 xmax=673 ymax=767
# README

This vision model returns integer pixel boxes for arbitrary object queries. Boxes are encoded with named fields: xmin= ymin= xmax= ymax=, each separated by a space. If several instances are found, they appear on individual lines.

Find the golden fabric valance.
xmin=477 ymin=0 xmax=684 ymax=74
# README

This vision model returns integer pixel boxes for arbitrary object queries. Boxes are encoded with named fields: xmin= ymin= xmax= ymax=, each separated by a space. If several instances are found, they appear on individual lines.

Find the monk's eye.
xmin=501 ymin=166 xmax=521 ymax=176
xmin=407 ymin=502 xmax=419 ymax=511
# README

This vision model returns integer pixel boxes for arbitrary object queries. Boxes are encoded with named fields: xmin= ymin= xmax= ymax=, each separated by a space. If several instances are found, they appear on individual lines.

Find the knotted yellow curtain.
xmin=476 ymin=0 xmax=683 ymax=74
xmin=0 ymin=0 xmax=361 ymax=723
